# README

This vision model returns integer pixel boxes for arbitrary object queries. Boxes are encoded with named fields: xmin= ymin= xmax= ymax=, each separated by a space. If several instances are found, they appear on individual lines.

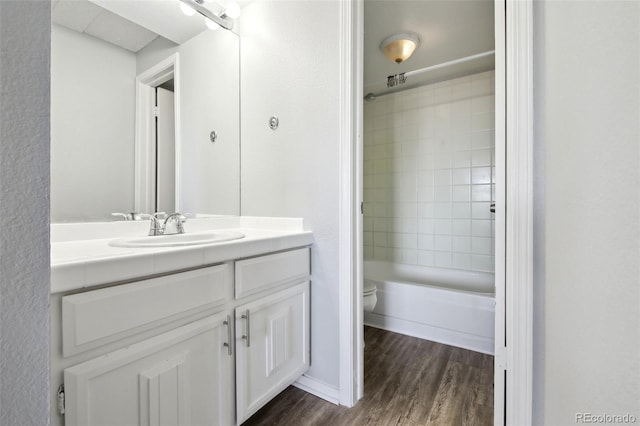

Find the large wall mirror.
xmin=51 ymin=0 xmax=240 ymax=222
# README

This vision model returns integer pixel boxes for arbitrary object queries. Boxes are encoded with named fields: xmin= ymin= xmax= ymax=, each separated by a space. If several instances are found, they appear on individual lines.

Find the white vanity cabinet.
xmin=234 ymin=248 xmax=311 ymax=424
xmin=52 ymin=264 xmax=235 ymax=426
xmin=51 ymin=245 xmax=311 ymax=426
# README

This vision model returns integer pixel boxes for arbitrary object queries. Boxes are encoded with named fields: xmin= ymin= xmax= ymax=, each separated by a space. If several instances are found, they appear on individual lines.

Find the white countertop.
xmin=51 ymin=216 xmax=313 ymax=294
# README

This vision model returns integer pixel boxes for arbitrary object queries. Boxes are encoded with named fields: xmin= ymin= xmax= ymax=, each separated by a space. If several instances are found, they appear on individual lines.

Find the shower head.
xmin=364 ymin=93 xmax=377 ymax=102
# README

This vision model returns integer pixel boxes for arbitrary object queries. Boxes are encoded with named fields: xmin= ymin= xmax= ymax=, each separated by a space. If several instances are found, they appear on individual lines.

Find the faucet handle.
xmin=111 ymin=212 xmax=131 ymax=221
xmin=136 ymin=213 xmax=163 ymax=236
xmin=113 ymin=212 xmax=153 ymax=221
xmin=133 ymin=212 xmax=155 ymax=221
xmin=153 ymin=212 xmax=167 ymax=220
xmin=163 ymin=213 xmax=187 ymax=235
xmin=113 ymin=212 xmax=146 ymax=220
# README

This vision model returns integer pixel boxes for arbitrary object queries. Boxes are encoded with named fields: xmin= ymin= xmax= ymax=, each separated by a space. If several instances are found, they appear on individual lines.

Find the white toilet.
xmin=363 ymin=279 xmax=378 ymax=312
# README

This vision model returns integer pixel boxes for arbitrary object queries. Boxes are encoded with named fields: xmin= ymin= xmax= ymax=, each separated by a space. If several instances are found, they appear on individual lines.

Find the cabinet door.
xmin=64 ymin=314 xmax=234 ymax=426
xmin=235 ymin=282 xmax=310 ymax=424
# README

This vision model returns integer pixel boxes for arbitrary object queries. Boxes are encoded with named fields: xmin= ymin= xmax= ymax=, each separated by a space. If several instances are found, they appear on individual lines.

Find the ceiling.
xmin=52 ymin=0 xmax=158 ymax=52
xmin=364 ymin=0 xmax=495 ymax=94
xmin=51 ymin=0 xmax=241 ymax=52
xmin=52 ymin=0 xmax=494 ymax=88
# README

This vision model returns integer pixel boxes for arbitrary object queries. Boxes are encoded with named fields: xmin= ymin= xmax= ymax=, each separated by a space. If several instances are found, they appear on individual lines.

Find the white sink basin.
xmin=109 ymin=231 xmax=245 ymax=248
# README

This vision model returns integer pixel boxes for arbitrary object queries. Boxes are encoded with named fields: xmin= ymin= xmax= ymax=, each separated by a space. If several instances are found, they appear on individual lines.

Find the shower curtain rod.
xmin=364 ymin=50 xmax=495 ymax=102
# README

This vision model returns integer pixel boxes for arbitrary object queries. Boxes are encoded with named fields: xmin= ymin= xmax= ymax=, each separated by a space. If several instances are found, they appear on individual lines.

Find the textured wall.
xmin=239 ymin=0 xmax=342 ymax=388
xmin=533 ymin=1 xmax=640 ymax=424
xmin=0 ymin=1 xmax=51 ymax=425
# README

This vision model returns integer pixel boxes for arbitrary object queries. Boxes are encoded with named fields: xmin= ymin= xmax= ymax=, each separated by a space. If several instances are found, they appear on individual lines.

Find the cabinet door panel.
xmin=64 ymin=314 xmax=233 ymax=426
xmin=235 ymin=282 xmax=310 ymax=423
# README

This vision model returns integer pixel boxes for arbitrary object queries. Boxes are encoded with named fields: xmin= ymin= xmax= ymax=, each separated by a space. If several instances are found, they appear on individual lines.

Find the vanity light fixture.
xmin=179 ymin=1 xmax=197 ymax=16
xmin=221 ymin=1 xmax=242 ymax=19
xmin=179 ymin=0 xmax=241 ymax=31
xmin=380 ymin=33 xmax=421 ymax=64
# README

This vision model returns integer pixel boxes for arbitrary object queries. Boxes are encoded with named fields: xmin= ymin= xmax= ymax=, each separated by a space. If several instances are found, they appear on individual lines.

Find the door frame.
xmin=494 ymin=0 xmax=507 ymax=423
xmin=155 ymin=87 xmax=176 ymax=213
xmin=134 ymin=53 xmax=181 ymax=214
xmin=338 ymin=0 xmax=363 ymax=407
xmin=339 ymin=0 xmax=534 ymax=422
xmin=501 ymin=0 xmax=534 ymax=423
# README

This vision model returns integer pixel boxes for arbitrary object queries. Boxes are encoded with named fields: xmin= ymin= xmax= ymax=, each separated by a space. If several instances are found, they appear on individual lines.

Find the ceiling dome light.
xmin=222 ymin=1 xmax=241 ymax=19
xmin=380 ymin=33 xmax=420 ymax=64
xmin=180 ymin=1 xmax=196 ymax=16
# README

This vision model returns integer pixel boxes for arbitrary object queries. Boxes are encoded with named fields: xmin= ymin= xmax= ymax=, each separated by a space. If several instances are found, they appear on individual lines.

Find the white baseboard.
xmin=364 ymin=312 xmax=495 ymax=355
xmin=293 ymin=374 xmax=340 ymax=405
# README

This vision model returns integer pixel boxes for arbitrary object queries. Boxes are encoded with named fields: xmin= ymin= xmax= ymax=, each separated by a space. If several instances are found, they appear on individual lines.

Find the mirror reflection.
xmin=51 ymin=0 xmax=240 ymax=222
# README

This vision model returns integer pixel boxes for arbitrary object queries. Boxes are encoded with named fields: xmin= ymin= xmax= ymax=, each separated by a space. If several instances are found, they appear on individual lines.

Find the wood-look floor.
xmin=243 ymin=326 xmax=494 ymax=426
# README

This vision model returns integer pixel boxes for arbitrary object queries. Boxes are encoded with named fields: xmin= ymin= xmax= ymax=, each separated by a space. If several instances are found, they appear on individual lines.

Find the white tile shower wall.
xmin=363 ymin=71 xmax=495 ymax=272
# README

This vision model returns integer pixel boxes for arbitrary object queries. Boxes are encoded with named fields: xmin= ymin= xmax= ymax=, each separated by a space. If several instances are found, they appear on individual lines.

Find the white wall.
xmin=533 ymin=1 xmax=640 ymax=424
xmin=51 ymin=25 xmax=136 ymax=222
xmin=177 ymin=30 xmax=240 ymax=215
xmin=363 ymin=71 xmax=496 ymax=273
xmin=0 ymin=1 xmax=50 ymax=424
xmin=239 ymin=0 xmax=342 ymax=389
xmin=136 ymin=36 xmax=178 ymax=75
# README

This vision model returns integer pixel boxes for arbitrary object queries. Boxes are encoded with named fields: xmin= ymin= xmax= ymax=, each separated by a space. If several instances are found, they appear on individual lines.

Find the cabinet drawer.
xmin=235 ymin=247 xmax=309 ymax=299
xmin=62 ymin=264 xmax=230 ymax=357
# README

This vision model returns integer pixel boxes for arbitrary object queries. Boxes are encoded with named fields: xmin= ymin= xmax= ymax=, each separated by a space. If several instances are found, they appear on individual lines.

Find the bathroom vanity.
xmin=50 ymin=217 xmax=313 ymax=426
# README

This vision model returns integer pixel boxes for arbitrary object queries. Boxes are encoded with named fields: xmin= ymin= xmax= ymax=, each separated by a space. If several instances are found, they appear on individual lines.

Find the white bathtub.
xmin=364 ymin=260 xmax=495 ymax=354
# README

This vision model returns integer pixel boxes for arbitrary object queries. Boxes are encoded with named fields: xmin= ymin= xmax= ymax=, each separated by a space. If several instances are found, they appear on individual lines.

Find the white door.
xmin=63 ymin=314 xmax=233 ymax=426
xmin=235 ymin=282 xmax=310 ymax=424
xmin=156 ymin=87 xmax=175 ymax=213
xmin=493 ymin=0 xmax=507 ymax=424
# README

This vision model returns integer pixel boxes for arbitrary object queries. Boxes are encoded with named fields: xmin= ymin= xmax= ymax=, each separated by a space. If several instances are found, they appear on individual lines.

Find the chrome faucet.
xmin=162 ymin=213 xmax=187 ymax=235
xmin=146 ymin=212 xmax=165 ymax=236
xmin=142 ymin=212 xmax=186 ymax=236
